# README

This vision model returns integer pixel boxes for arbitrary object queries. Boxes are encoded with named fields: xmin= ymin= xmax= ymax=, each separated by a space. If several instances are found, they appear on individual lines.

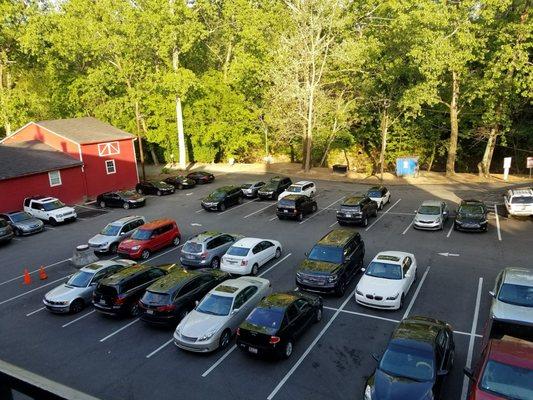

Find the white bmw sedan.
xmin=221 ymin=238 xmax=282 ymax=276
xmin=355 ymin=251 xmax=417 ymax=310
xmin=173 ymin=276 xmax=271 ymax=352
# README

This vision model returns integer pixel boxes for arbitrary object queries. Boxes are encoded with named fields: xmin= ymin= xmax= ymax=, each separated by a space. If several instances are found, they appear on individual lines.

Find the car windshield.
xmin=42 ymin=200 xmax=65 ymax=211
xmin=365 ymin=262 xmax=402 ymax=280
xmin=512 ymin=196 xmax=533 ymax=204
xmin=368 ymin=190 xmax=382 ymax=198
xmin=246 ymin=307 xmax=284 ymax=335
xmin=418 ymin=205 xmax=440 ymax=215
xmin=227 ymin=246 xmax=250 ymax=257
xmin=197 ymin=294 xmax=233 ymax=316
xmin=142 ymin=291 xmax=170 ymax=305
xmin=100 ymin=224 xmax=121 ymax=236
xmin=131 ymin=229 xmax=151 ymax=240
xmin=263 ymin=181 xmax=279 ymax=190
xmin=279 ymin=199 xmax=296 ymax=208
xmin=459 ymin=205 xmax=484 ymax=216
xmin=66 ymin=271 xmax=94 ymax=288
xmin=287 ymin=185 xmax=302 ymax=193
xmin=498 ymin=283 xmax=533 ymax=307
xmin=308 ymin=245 xmax=343 ymax=264
xmin=10 ymin=212 xmax=33 ymax=222
xmin=241 ymin=184 xmax=252 ymax=189
xmin=480 ymin=360 xmax=533 ymax=400
xmin=207 ymin=190 xmax=226 ymax=201
xmin=380 ymin=342 xmax=435 ymax=382
xmin=183 ymin=242 xmax=203 ymax=253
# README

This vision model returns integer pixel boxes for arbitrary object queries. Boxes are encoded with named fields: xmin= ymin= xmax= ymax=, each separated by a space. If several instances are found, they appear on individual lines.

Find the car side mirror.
xmin=231 ymin=308 xmax=240 ymax=315
xmin=414 ymin=210 xmax=418 ymax=213
xmin=120 ymin=232 xmax=126 ymax=236
xmin=361 ymin=268 xmax=366 ymax=272
xmin=463 ymin=367 xmax=475 ymax=380
xmin=304 ymin=252 xmax=309 ymax=257
xmin=195 ymin=300 xmax=199 ymax=307
xmin=443 ymin=211 xmax=448 ymax=216
xmin=488 ymin=290 xmax=495 ymax=298
xmin=371 ymin=353 xmax=380 ymax=362
xmin=90 ymin=282 xmax=97 ymax=286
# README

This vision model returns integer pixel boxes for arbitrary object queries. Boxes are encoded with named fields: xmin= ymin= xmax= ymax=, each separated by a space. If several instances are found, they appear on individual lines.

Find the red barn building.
xmin=0 ymin=117 xmax=139 ymax=212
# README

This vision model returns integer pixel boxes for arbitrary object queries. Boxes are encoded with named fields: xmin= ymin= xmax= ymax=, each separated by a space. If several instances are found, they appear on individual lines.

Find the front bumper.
xmin=355 ymin=293 xmax=399 ymax=310
xmin=296 ymin=278 xmax=338 ymax=294
xmin=55 ymin=214 xmax=77 ymax=223
xmin=42 ymin=299 xmax=70 ymax=313
xmin=173 ymin=332 xmax=219 ymax=353
xmin=201 ymin=202 xmax=220 ymax=211
xmin=0 ymin=232 xmax=14 ymax=242
xmin=117 ymin=248 xmax=143 ymax=259
xmin=18 ymin=224 xmax=45 ymax=235
xmin=89 ymin=242 xmax=111 ymax=253
xmin=127 ymin=200 xmax=146 ymax=208
xmin=257 ymin=192 xmax=275 ymax=200
xmin=455 ymin=221 xmax=487 ymax=231
xmin=413 ymin=220 xmax=441 ymax=230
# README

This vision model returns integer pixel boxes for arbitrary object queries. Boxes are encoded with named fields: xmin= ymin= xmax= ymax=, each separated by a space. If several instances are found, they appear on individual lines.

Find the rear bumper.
xmin=221 ymin=263 xmax=249 ymax=275
xmin=336 ymin=215 xmax=364 ymax=224
xmin=180 ymin=257 xmax=210 ymax=267
xmin=93 ymin=303 xmax=123 ymax=316
xmin=140 ymin=312 xmax=176 ymax=325
xmin=257 ymin=193 xmax=275 ymax=200
xmin=236 ymin=339 xmax=279 ymax=356
xmin=276 ymin=210 xmax=300 ymax=219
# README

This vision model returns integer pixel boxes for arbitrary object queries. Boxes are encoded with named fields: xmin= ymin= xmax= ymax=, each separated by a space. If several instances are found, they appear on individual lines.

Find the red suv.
xmin=117 ymin=219 xmax=181 ymax=260
xmin=464 ymin=338 xmax=533 ymax=399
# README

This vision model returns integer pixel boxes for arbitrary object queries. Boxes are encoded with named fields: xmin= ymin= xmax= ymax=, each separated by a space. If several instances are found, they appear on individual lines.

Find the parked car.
xmin=454 ymin=199 xmax=489 ymax=232
xmin=139 ymin=268 xmax=230 ymax=326
xmin=221 ymin=238 xmax=283 ymax=276
xmin=296 ymin=229 xmax=365 ymax=297
xmin=96 ymin=190 xmax=145 ymax=209
xmin=173 ymin=276 xmax=272 ymax=353
xmin=464 ymin=338 xmax=532 ymax=400
xmin=93 ymin=264 xmax=176 ymax=317
xmin=163 ymin=175 xmax=196 ymax=190
xmin=276 ymin=194 xmax=317 ymax=221
xmin=0 ymin=211 xmax=43 ymax=236
xmin=365 ymin=316 xmax=455 ymax=400
xmin=504 ymin=188 xmax=533 ymax=217
xmin=277 ymin=181 xmax=316 ymax=201
xmin=257 ymin=176 xmax=292 ymax=200
xmin=201 ymin=186 xmax=243 ymax=212
xmin=23 ymin=196 xmax=77 ymax=225
xmin=413 ymin=200 xmax=449 ymax=230
xmin=88 ymin=215 xmax=146 ymax=253
xmin=336 ymin=195 xmax=378 ymax=227
xmin=135 ymin=180 xmax=175 ymax=196
xmin=237 ymin=291 xmax=323 ymax=359
xmin=0 ymin=219 xmax=14 ymax=243
xmin=367 ymin=186 xmax=391 ymax=210
xmin=180 ymin=232 xmax=242 ymax=269
xmin=117 ymin=219 xmax=181 ymax=260
xmin=187 ymin=171 xmax=215 ymax=184
xmin=355 ymin=251 xmax=418 ymax=310
xmin=43 ymin=259 xmax=136 ymax=314
xmin=241 ymin=181 xmax=266 ymax=198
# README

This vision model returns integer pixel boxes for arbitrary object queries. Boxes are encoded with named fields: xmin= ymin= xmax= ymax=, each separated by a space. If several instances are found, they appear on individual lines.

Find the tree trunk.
xmin=319 ymin=117 xmax=338 ymax=167
xmin=134 ymin=101 xmax=146 ymax=180
xmin=446 ymin=70 xmax=460 ymax=176
xmin=140 ymin=118 xmax=159 ymax=167
xmin=379 ymin=108 xmax=389 ymax=181
xmin=304 ymin=90 xmax=314 ymax=173
xmin=343 ymin=149 xmax=350 ymax=171
xmin=478 ymin=126 xmax=498 ymax=178
xmin=427 ymin=142 xmax=437 ymax=173
xmin=175 ymin=96 xmax=186 ymax=169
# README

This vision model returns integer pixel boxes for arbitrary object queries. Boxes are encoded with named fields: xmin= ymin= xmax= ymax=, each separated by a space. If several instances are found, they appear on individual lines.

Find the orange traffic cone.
xmin=39 ymin=266 xmax=48 ymax=281
xmin=23 ymin=269 xmax=31 ymax=285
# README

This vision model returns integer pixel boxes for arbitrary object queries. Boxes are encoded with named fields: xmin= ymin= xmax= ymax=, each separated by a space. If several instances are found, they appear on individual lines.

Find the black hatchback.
xmin=454 ymin=200 xmax=488 ymax=232
xmin=139 ymin=268 xmax=230 ymax=326
xmin=365 ymin=316 xmax=455 ymax=400
xmin=277 ymin=195 xmax=317 ymax=221
xmin=96 ymin=190 xmax=146 ymax=209
xmin=237 ymin=291 xmax=322 ymax=359
xmin=336 ymin=195 xmax=378 ymax=227
xmin=201 ymin=186 xmax=243 ymax=211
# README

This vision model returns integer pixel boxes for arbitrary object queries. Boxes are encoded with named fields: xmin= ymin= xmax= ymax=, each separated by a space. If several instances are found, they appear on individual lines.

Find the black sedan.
xmin=139 ymin=268 xmax=230 ymax=326
xmin=454 ymin=199 xmax=488 ymax=232
xmin=365 ymin=316 xmax=455 ymax=400
xmin=163 ymin=175 xmax=196 ymax=190
xmin=187 ymin=171 xmax=215 ymax=184
xmin=96 ymin=190 xmax=146 ymax=209
xmin=237 ymin=291 xmax=322 ymax=359
xmin=135 ymin=180 xmax=175 ymax=196
xmin=201 ymin=186 xmax=243 ymax=211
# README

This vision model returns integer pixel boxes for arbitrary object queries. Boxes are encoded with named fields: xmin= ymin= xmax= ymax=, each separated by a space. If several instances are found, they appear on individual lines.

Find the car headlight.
xmin=131 ymin=245 xmax=140 ymax=251
xmin=327 ymin=275 xmax=338 ymax=283
xmin=198 ymin=329 xmax=218 ymax=342
xmin=175 ymin=324 xmax=182 ymax=336
xmin=386 ymin=293 xmax=399 ymax=300
xmin=356 ymin=288 xmax=363 ymax=296
xmin=364 ymin=385 xmax=372 ymax=400
xmin=435 ymin=217 xmax=441 ymax=223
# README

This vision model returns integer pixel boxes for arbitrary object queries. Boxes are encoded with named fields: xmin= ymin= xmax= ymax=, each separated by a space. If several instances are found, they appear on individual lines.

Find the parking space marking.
xmin=45 ymin=226 xmax=57 ymax=230
xmin=146 ymin=339 xmax=174 ymax=359
xmin=243 ymin=203 xmax=276 ymax=219
xmin=258 ymin=253 xmax=292 ymax=278
xmin=401 ymin=221 xmax=413 ymax=235
xmin=329 ymin=221 xmax=338 ymax=228
xmin=0 ymin=258 xmax=70 ymax=287
xmin=461 ymin=277 xmax=483 ymax=400
xmin=144 ymin=244 xmax=184 ymax=263
xmin=195 ymin=209 xmax=204 ymax=213
xmin=365 ymin=198 xmax=401 ymax=232
xmin=446 ymin=223 xmax=454 ymax=238
xmin=0 ymin=274 xmax=73 ymax=306
xmin=402 ymin=266 xmax=430 ymax=320
xmin=323 ymin=306 xmax=400 ymax=324
xmin=269 ymin=216 xmax=277 ymax=221
xmin=62 ymin=310 xmax=96 ymax=328
xmin=99 ymin=318 xmax=140 ymax=342
xmin=217 ymin=199 xmax=258 ymax=215
xmin=11 ymin=238 xmax=21 ymax=241
xmin=267 ymin=289 xmax=356 ymax=400
xmin=494 ymin=204 xmax=502 ymax=241
xmin=299 ymin=196 xmax=344 ymax=225
xmin=454 ymin=330 xmax=482 ymax=339
xmin=186 ymin=193 xmax=193 ymax=196
xmin=387 ymin=212 xmax=416 ymax=216
xmin=25 ymin=306 xmax=45 ymax=317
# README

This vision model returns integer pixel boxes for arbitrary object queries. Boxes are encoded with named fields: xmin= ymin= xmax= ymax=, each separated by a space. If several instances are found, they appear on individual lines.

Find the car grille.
xmin=365 ymin=294 xmax=383 ymax=301
xmin=299 ymin=273 xmax=327 ymax=284
xmin=181 ymin=335 xmax=198 ymax=342
xmin=46 ymin=300 xmax=66 ymax=306
xmin=418 ymin=220 xmax=434 ymax=224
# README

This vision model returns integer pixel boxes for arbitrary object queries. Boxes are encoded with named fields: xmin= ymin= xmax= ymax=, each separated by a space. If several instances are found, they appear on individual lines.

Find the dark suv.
xmin=277 ymin=195 xmax=317 ymax=221
xmin=0 ymin=219 xmax=14 ymax=244
xmin=454 ymin=199 xmax=488 ymax=232
xmin=336 ymin=195 xmax=378 ymax=227
xmin=139 ymin=269 xmax=230 ymax=326
xmin=296 ymin=229 xmax=365 ymax=296
xmin=93 ymin=264 xmax=175 ymax=317
xmin=201 ymin=186 xmax=243 ymax=211
xmin=257 ymin=176 xmax=292 ymax=200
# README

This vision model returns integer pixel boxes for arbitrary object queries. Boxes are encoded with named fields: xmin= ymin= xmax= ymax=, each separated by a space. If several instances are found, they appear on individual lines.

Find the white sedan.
xmin=173 ymin=276 xmax=272 ymax=353
xmin=277 ymin=181 xmax=316 ymax=200
xmin=221 ymin=238 xmax=282 ymax=276
xmin=355 ymin=251 xmax=417 ymax=310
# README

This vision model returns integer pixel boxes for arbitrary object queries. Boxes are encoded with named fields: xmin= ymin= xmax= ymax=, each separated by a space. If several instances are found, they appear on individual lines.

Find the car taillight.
xmin=157 ymin=304 xmax=176 ymax=312
xmin=200 ymin=252 xmax=208 ymax=260
xmin=241 ymin=259 xmax=248 ymax=266
xmin=236 ymin=328 xmax=240 ymax=336
xmin=113 ymin=295 xmax=126 ymax=305
xmin=269 ymin=336 xmax=281 ymax=344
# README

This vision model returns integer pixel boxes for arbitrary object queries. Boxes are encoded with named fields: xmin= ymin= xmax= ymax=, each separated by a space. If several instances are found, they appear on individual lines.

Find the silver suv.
xmin=180 ymin=232 xmax=242 ymax=269
xmin=88 ymin=215 xmax=145 ymax=253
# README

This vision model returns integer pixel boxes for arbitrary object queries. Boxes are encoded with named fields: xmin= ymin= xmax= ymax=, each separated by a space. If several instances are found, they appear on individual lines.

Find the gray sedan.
xmin=0 ymin=211 xmax=44 ymax=236
xmin=413 ymin=200 xmax=449 ymax=230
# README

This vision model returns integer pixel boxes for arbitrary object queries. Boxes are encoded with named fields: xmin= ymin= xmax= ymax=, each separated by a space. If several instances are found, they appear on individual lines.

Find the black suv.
xmin=135 ymin=180 xmax=175 ymax=196
xmin=96 ymin=190 xmax=145 ymax=209
xmin=257 ymin=176 xmax=292 ymax=200
xmin=163 ymin=175 xmax=196 ymax=190
xmin=201 ymin=186 xmax=243 ymax=211
xmin=454 ymin=199 xmax=488 ymax=232
xmin=93 ymin=264 xmax=175 ymax=317
xmin=336 ymin=195 xmax=378 ymax=227
xmin=296 ymin=229 xmax=365 ymax=296
xmin=139 ymin=269 xmax=230 ymax=326
xmin=277 ymin=194 xmax=317 ymax=221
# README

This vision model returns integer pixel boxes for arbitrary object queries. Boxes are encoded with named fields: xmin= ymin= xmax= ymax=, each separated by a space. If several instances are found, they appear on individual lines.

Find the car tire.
xmin=130 ymin=302 xmax=140 ymax=317
xmin=399 ymin=294 xmax=405 ymax=310
xmin=99 ymin=201 xmax=106 ymax=208
xmin=49 ymin=218 xmax=58 ymax=226
xmin=123 ymin=202 xmax=130 ymax=210
xmin=211 ymin=257 xmax=220 ymax=269
xmin=275 ymin=248 xmax=282 ymax=259
xmin=13 ymin=228 xmax=22 ymax=236
xmin=283 ymin=340 xmax=294 ymax=359
xmin=311 ymin=204 xmax=317 ymax=213
xmin=251 ymin=264 xmax=259 ymax=276
xmin=177 ymin=184 xmax=183 ymax=190
xmin=335 ymin=280 xmax=346 ymax=297
xmin=141 ymin=249 xmax=151 ymax=260
xmin=70 ymin=299 xmax=84 ymax=314
xmin=379 ymin=202 xmax=383 ymax=210
xmin=219 ymin=329 xmax=231 ymax=350
xmin=238 ymin=197 xmax=243 ymax=205
xmin=373 ymin=208 xmax=378 ymax=217
xmin=172 ymin=236 xmax=181 ymax=246
xmin=109 ymin=243 xmax=118 ymax=253
xmin=137 ymin=188 xmax=143 ymax=195
xmin=157 ymin=190 xmax=162 ymax=196
xmin=338 ymin=221 xmax=345 ymax=226
xmin=315 ymin=307 xmax=323 ymax=323
xmin=298 ymin=213 xmax=304 ymax=222
xmin=219 ymin=204 xmax=226 ymax=212
xmin=362 ymin=216 xmax=368 ymax=227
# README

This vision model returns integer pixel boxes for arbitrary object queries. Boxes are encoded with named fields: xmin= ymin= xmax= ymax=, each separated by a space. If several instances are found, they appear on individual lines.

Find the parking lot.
xmin=0 ymin=172 xmax=531 ymax=400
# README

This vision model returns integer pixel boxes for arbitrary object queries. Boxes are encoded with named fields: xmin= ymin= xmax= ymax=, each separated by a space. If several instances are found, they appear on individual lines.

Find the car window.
xmin=243 ymin=286 xmax=258 ymax=302
xmin=206 ymin=238 xmax=218 ymax=250
xmin=147 ymin=269 xmax=165 ymax=280
xmin=261 ymin=241 xmax=274 ymax=251
xmin=220 ymin=234 xmax=235 ymax=244
xmin=252 ymin=244 xmax=262 ymax=254
xmin=24 ymin=198 xmax=30 ymax=207
xmin=233 ymin=291 xmax=247 ymax=309
xmin=178 ymin=278 xmax=201 ymax=296
xmin=294 ymin=298 xmax=309 ymax=311
xmin=344 ymin=240 xmax=357 ymax=257
xmin=91 ymin=271 xmax=107 ymax=284
xmin=122 ymin=275 xmax=142 ymax=292
xmin=286 ymin=304 xmax=299 ymax=321
xmin=402 ymin=257 xmax=412 ymax=275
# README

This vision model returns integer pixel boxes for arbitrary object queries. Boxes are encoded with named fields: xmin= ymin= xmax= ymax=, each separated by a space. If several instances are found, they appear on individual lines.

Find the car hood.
xmin=54 ymin=206 xmax=76 ymax=214
xmin=45 ymin=284 xmax=86 ymax=301
xmin=89 ymin=234 xmax=114 ymax=245
xmin=203 ymin=195 xmax=222 ymax=202
xmin=491 ymin=299 xmax=533 ymax=326
xmin=298 ymin=259 xmax=341 ymax=275
xmin=456 ymin=214 xmax=485 ymax=223
xmin=373 ymin=369 xmax=434 ymax=400
xmin=414 ymin=213 xmax=440 ymax=222
xmin=14 ymin=219 xmax=43 ymax=229
xmin=179 ymin=310 xmax=227 ymax=337
xmin=357 ymin=275 xmax=405 ymax=296
xmin=119 ymin=239 xmax=145 ymax=249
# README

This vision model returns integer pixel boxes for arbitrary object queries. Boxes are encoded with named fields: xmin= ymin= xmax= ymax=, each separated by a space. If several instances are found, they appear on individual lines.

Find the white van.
xmin=504 ymin=188 xmax=533 ymax=216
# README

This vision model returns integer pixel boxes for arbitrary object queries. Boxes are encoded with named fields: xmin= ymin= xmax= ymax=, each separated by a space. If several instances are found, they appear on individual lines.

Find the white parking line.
xmin=387 ymin=212 xmax=416 ymax=216
xmin=243 ymin=203 xmax=276 ymax=219
xmin=269 ymin=216 xmax=277 ymax=222
xmin=99 ymin=318 xmax=139 ymax=342
xmin=258 ymin=253 xmax=292 ymax=278
xmin=76 ymin=204 xmax=99 ymax=210
xmin=446 ymin=223 xmax=454 ymax=238
xmin=11 ymin=238 xmax=21 ymax=241
xmin=62 ymin=310 xmax=96 ymax=328
xmin=45 ymin=226 xmax=57 ymax=230
xmin=329 ymin=221 xmax=338 ymax=228
xmin=402 ymin=266 xmax=430 ymax=320
xmin=186 ymin=192 xmax=193 ymax=196
xmin=267 ymin=289 xmax=356 ymax=400
xmin=0 ymin=258 xmax=70 ymax=287
xmin=143 ymin=244 xmax=184 ymax=263
xmin=454 ymin=330 xmax=482 ymax=339
xmin=217 ymin=199 xmax=258 ymax=215
xmin=461 ymin=277 xmax=483 ymax=400
xmin=365 ymin=198 xmax=402 ymax=232
xmin=146 ymin=338 xmax=174 ymax=359
xmin=0 ymin=274 xmax=73 ymax=306
xmin=25 ymin=306 xmax=45 ymax=317
xmin=195 ymin=209 xmax=204 ymax=213
xmin=401 ymin=221 xmax=413 ymax=235
xmin=323 ymin=306 xmax=400 ymax=324
xmin=299 ymin=196 xmax=344 ymax=225
xmin=494 ymin=204 xmax=502 ymax=241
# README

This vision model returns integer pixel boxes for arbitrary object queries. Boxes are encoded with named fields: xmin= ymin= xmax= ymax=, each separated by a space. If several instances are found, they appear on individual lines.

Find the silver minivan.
xmin=180 ymin=232 xmax=242 ymax=269
xmin=88 ymin=215 xmax=145 ymax=253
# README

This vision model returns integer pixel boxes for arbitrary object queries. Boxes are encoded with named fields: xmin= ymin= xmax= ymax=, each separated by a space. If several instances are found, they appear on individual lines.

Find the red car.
xmin=117 ymin=219 xmax=181 ymax=260
xmin=464 ymin=338 xmax=533 ymax=400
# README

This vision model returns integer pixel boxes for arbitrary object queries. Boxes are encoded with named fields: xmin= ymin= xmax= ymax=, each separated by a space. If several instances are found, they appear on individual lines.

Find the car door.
xmin=216 ymin=235 xmax=235 ymax=258
xmin=228 ymin=290 xmax=248 ymax=330
xmin=260 ymin=241 xmax=276 ymax=265
xmin=241 ymin=286 xmax=260 ymax=316
xmin=30 ymin=202 xmax=44 ymax=219
xmin=402 ymin=257 xmax=415 ymax=292
xmin=176 ymin=277 xmax=203 ymax=310
xmin=151 ymin=226 xmax=166 ymax=250
xmin=250 ymin=243 xmax=263 ymax=266
xmin=434 ymin=330 xmax=451 ymax=395
xmin=293 ymin=298 xmax=314 ymax=333
xmin=342 ymin=240 xmax=358 ymax=279
xmin=284 ymin=303 xmax=301 ymax=339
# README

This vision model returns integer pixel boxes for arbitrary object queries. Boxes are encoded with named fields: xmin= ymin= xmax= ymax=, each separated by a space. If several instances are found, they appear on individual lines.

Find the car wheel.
xmin=338 ymin=221 xmax=345 ymax=226
xmin=283 ymin=340 xmax=294 ymax=359
xmin=373 ymin=208 xmax=378 ymax=217
xmin=219 ymin=203 xmax=226 ymax=212
xmin=311 ymin=204 xmax=317 ymax=213
xmin=13 ymin=228 xmax=22 ymax=236
xmin=379 ymin=202 xmax=383 ymax=210
xmin=315 ymin=307 xmax=323 ymax=323
xmin=141 ymin=249 xmax=151 ymax=260
xmin=335 ymin=280 xmax=346 ymax=297
xmin=298 ymin=213 xmax=304 ymax=222
xmin=99 ymin=201 xmax=106 ymax=208
xmin=137 ymin=188 xmax=143 ymax=195
xmin=130 ymin=302 xmax=140 ymax=317
xmin=177 ymin=184 xmax=183 ymax=190
xmin=123 ymin=202 xmax=130 ymax=210
xmin=275 ymin=247 xmax=282 ymax=259
xmin=238 ymin=197 xmax=243 ymax=204
xmin=70 ymin=299 xmax=84 ymax=314
xmin=157 ymin=190 xmax=162 ymax=196
xmin=399 ymin=294 xmax=405 ymax=309
xmin=362 ymin=216 xmax=368 ymax=227
xmin=251 ymin=264 xmax=259 ymax=276
xmin=211 ymin=257 xmax=220 ymax=269
xmin=49 ymin=218 xmax=58 ymax=226
xmin=219 ymin=329 xmax=231 ymax=350
xmin=109 ymin=243 xmax=118 ymax=253
xmin=172 ymin=236 xmax=181 ymax=246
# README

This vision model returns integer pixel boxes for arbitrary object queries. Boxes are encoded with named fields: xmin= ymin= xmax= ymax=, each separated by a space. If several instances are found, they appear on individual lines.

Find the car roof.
xmin=318 ymin=229 xmax=357 ymax=247
xmin=212 ymin=276 xmax=268 ymax=297
xmin=392 ymin=316 xmax=446 ymax=347
xmin=189 ymin=231 xmax=222 ymax=243
xmin=100 ymin=265 xmax=151 ymax=283
xmin=342 ymin=195 xmax=366 ymax=205
xmin=80 ymin=260 xmax=133 ymax=272
xmin=139 ymin=219 xmax=174 ymax=230
xmin=232 ymin=237 xmax=264 ymax=248
xmin=281 ymin=194 xmax=306 ymax=201
xmin=259 ymin=292 xmax=300 ymax=309
xmin=373 ymin=251 xmax=411 ymax=264
xmin=212 ymin=185 xmax=238 ymax=192
xmin=502 ymin=267 xmax=533 ymax=286
xmin=421 ymin=200 xmax=442 ymax=207
xmin=31 ymin=196 xmax=58 ymax=203
xmin=292 ymin=181 xmax=313 ymax=186
xmin=508 ymin=188 xmax=533 ymax=196
xmin=108 ymin=215 xmax=144 ymax=226
xmin=147 ymin=269 xmax=202 ymax=293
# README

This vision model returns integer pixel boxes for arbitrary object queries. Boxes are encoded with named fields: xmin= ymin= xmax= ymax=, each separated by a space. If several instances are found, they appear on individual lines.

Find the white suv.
xmin=504 ymin=188 xmax=533 ymax=216
xmin=23 ymin=196 xmax=77 ymax=225
xmin=278 ymin=181 xmax=316 ymax=200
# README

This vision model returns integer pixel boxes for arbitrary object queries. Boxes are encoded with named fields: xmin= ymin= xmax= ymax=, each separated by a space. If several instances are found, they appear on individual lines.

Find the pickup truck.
xmin=23 ymin=196 xmax=77 ymax=225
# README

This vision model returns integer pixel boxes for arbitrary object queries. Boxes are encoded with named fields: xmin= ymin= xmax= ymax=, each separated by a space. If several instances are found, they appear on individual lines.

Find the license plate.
xmin=147 ymin=310 xmax=154 ymax=315
xmin=283 ymin=210 xmax=288 ymax=213
xmin=346 ymin=214 xmax=352 ymax=218
xmin=186 ymin=254 xmax=194 ymax=259
xmin=99 ymin=299 xmax=106 ymax=305
xmin=248 ymin=347 xmax=258 ymax=354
